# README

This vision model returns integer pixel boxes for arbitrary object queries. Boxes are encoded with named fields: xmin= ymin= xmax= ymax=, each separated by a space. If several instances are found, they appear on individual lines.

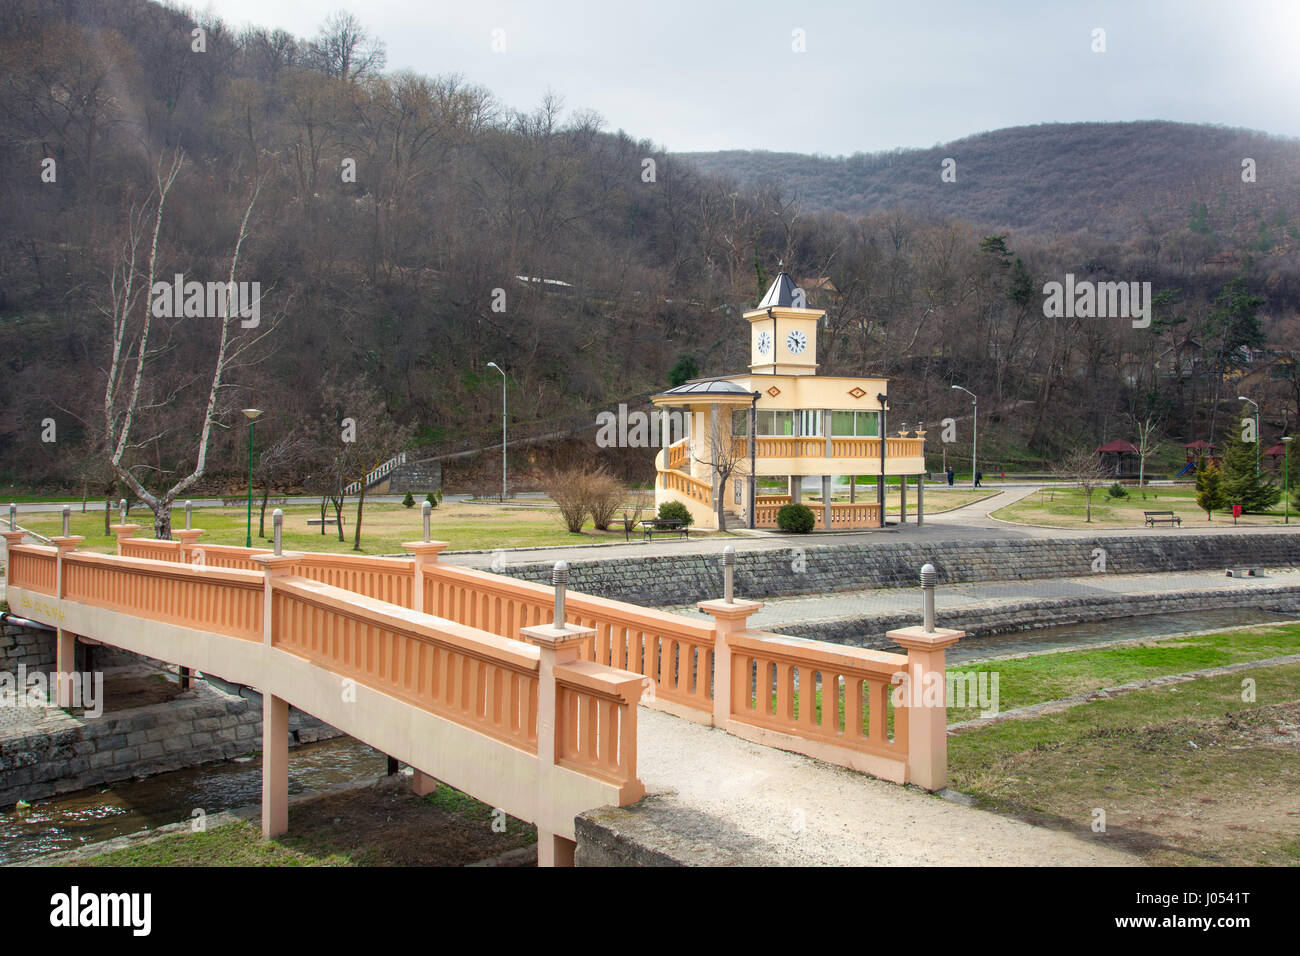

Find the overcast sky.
xmin=198 ymin=0 xmax=1300 ymax=155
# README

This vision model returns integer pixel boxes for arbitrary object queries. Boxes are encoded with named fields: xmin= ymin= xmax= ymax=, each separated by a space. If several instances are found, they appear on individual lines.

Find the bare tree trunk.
xmin=258 ymin=486 xmax=269 ymax=538
xmin=353 ymin=485 xmax=366 ymax=550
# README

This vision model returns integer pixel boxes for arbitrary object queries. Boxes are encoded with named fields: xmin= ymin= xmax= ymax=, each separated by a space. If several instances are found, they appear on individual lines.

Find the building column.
xmin=900 ymin=475 xmax=907 ymax=524
xmin=821 ymin=475 xmax=832 ymax=529
xmin=917 ymin=475 xmax=925 ymax=527
xmin=791 ymin=478 xmax=801 ymax=504
xmin=877 ymin=476 xmax=885 ymax=528
xmin=261 ymin=692 xmax=289 ymax=838
xmin=55 ymin=629 xmax=77 ymax=708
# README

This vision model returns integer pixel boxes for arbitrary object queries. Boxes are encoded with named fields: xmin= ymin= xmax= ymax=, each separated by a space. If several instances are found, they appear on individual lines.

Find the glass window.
xmin=831 ymin=411 xmax=855 ymax=436
xmin=800 ymin=410 xmax=822 ymax=437
xmin=773 ymin=411 xmax=794 ymax=436
xmin=732 ymin=409 xmax=749 ymax=436
xmin=855 ymin=411 xmax=879 ymax=437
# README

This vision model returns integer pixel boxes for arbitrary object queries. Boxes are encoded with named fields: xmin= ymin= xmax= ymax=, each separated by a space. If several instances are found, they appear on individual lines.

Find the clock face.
xmin=785 ymin=329 xmax=808 ymax=355
xmin=756 ymin=331 xmax=772 ymax=356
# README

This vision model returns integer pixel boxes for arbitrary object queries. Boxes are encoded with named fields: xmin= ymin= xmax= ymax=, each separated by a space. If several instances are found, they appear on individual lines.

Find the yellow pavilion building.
xmin=652 ymin=273 xmax=927 ymax=531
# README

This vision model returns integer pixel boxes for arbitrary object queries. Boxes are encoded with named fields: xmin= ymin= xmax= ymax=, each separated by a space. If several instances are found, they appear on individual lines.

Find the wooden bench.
xmin=223 ymin=497 xmax=288 ymax=507
xmin=639 ymin=518 xmax=688 ymax=541
xmin=1144 ymin=510 xmax=1181 ymax=527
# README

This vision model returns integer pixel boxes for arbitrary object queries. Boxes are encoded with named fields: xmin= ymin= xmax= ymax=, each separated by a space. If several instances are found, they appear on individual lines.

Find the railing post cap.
xmin=697 ymin=597 xmax=762 ymax=619
xmin=888 ymin=625 xmax=963 ymax=651
xmin=521 ymin=622 xmax=594 ymax=650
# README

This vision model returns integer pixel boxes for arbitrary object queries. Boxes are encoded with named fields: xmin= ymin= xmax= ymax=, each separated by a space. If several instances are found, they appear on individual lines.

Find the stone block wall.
xmin=496 ymin=533 xmax=1300 ymax=606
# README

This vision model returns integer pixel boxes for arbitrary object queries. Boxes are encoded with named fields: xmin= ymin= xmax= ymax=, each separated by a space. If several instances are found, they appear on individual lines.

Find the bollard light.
xmin=920 ymin=562 xmax=937 ymax=632
xmin=722 ymin=545 xmax=736 ymax=603
xmin=185 ymin=500 xmax=193 ymax=530
xmin=422 ymin=500 xmax=431 ymax=542
xmin=552 ymin=561 xmax=569 ymax=629
xmin=272 ymin=508 xmax=283 ymax=555
xmin=119 ymin=498 xmax=127 ymax=523
xmin=61 ymin=504 xmax=70 ymax=537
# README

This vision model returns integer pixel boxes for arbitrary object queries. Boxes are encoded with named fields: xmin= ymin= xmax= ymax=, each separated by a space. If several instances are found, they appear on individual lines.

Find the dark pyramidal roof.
xmin=757 ymin=272 xmax=803 ymax=309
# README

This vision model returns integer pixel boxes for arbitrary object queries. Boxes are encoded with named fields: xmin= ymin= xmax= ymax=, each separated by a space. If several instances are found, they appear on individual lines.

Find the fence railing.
xmin=658 ymin=468 xmax=713 ymax=506
xmin=343 ymin=451 xmax=408 ymax=496
xmin=5 ymin=528 xmax=962 ymax=795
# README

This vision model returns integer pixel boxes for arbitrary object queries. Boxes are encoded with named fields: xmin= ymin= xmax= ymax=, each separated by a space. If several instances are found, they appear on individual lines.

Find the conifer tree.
xmin=1219 ymin=429 xmax=1279 ymax=512
xmin=1195 ymin=461 xmax=1226 ymax=519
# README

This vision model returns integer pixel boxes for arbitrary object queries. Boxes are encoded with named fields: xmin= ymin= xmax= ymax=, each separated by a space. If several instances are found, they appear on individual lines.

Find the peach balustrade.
xmin=271 ymin=576 xmax=540 ymax=753
xmin=281 ymin=552 xmax=415 ymax=607
xmin=60 ymin=550 xmax=264 ymax=641
xmin=554 ymin=659 xmax=645 ymax=788
xmin=420 ymin=562 xmax=716 ymax=714
xmin=826 ymin=501 xmax=881 ymax=527
xmin=666 ymin=438 xmax=690 ymax=470
xmin=120 ymin=538 xmax=185 ymax=562
xmin=7 ymin=545 xmax=58 ymax=595
xmin=727 ymin=632 xmax=907 ymax=760
xmin=659 ymin=468 xmax=712 ymax=505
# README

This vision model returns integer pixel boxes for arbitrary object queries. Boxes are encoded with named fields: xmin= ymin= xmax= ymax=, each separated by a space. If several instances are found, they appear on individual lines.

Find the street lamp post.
xmin=1238 ymin=396 xmax=1260 ymax=475
xmin=486 ymin=362 xmax=507 ymax=501
xmin=1283 ymin=436 xmax=1293 ymax=524
xmin=952 ymin=385 xmax=977 ymax=488
xmin=242 ymin=409 xmax=263 ymax=547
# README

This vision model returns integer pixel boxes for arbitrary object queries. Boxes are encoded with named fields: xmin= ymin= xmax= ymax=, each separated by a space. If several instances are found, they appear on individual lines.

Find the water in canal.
xmin=3 ymin=606 xmax=1295 ymax=865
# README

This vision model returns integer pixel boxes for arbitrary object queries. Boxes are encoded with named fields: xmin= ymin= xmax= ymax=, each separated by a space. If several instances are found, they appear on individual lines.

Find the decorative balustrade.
xmin=659 ymin=468 xmax=713 ymax=506
xmin=7 ymin=545 xmax=58 ymax=595
xmin=61 ymin=551 xmax=263 ymax=641
xmin=727 ymin=632 xmax=907 ymax=759
xmin=826 ymin=502 xmax=881 ymax=527
xmin=272 ymin=576 xmax=540 ymax=752
xmin=120 ymin=538 xmax=185 ymax=562
xmin=282 ymin=553 xmax=414 ymax=607
xmin=421 ymin=562 xmax=715 ymax=714
xmin=666 ymin=439 xmax=690 ymax=470
xmin=554 ymin=659 xmax=645 ymax=787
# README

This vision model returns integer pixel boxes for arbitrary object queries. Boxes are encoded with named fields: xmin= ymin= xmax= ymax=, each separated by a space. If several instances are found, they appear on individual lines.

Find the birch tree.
xmin=100 ymin=151 xmax=274 ymax=538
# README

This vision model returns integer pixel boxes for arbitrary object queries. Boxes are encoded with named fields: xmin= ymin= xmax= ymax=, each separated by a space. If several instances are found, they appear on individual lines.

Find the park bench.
xmin=307 ymin=516 xmax=347 ymax=527
xmin=639 ymin=518 xmax=688 ymax=541
xmin=1144 ymin=510 xmax=1181 ymax=527
xmin=223 ymin=497 xmax=288 ymax=507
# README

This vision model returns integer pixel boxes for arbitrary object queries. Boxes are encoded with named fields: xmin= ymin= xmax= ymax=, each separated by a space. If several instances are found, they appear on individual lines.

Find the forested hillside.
xmin=1 ymin=0 xmax=1297 ymax=498
xmin=680 ymin=122 xmax=1300 ymax=245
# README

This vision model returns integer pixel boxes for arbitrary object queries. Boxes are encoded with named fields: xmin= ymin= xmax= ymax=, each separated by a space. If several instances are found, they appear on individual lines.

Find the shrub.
xmin=586 ymin=469 xmax=625 ymax=531
xmin=1106 ymin=482 xmax=1127 ymax=499
xmin=657 ymin=500 xmax=693 ymax=527
xmin=425 ymin=491 xmax=438 ymax=509
xmin=543 ymin=467 xmax=591 ymax=533
xmin=402 ymin=491 xmax=415 ymax=508
xmin=776 ymin=503 xmax=815 ymax=533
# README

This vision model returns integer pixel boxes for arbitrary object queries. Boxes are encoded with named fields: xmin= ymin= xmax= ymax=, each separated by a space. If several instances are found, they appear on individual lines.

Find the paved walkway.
xmin=586 ymin=708 xmax=1139 ymax=865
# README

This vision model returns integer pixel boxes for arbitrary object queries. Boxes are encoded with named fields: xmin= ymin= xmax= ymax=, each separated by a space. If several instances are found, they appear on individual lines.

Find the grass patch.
xmin=948 ymin=660 xmax=1300 ymax=865
xmin=16 ymin=501 xmax=675 ymax=555
xmin=995 ymin=483 xmax=1293 ymax=529
xmin=947 ymin=623 xmax=1300 ymax=719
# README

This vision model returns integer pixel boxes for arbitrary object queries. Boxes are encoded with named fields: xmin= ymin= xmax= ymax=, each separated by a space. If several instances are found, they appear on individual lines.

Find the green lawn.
xmin=14 ymin=501 xmax=673 ymax=554
xmin=995 ymin=484 xmax=1295 ymax=529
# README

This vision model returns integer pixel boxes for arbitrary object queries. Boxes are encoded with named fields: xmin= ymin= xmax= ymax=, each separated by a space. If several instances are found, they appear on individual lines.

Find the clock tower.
xmin=745 ymin=272 xmax=823 ymax=375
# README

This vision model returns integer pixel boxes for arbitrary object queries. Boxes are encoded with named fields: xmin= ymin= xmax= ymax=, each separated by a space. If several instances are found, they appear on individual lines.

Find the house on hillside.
xmin=650 ymin=273 xmax=927 ymax=531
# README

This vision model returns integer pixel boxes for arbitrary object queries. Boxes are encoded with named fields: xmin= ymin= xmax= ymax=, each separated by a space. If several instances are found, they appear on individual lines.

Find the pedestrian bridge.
xmin=2 ymin=520 xmax=961 ymax=866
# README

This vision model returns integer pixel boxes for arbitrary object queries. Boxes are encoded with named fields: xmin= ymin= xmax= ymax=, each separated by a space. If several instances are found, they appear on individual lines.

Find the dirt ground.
xmin=276 ymin=781 xmax=537 ymax=866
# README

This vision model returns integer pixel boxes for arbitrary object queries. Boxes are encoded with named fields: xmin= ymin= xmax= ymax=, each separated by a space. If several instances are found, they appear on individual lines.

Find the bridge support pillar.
xmin=261 ymin=693 xmax=290 ymax=838
xmin=55 ymin=629 xmax=76 ymax=709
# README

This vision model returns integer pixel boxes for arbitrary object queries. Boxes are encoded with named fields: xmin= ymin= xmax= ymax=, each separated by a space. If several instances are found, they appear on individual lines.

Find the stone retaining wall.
xmin=498 ymin=533 xmax=1300 ymax=606
xmin=0 ymin=623 xmax=341 ymax=808
xmin=1 ymin=618 xmax=56 ymax=675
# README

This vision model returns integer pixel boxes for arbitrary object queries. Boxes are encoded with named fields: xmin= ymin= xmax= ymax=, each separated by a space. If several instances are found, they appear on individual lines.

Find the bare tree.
xmin=692 ymin=408 xmax=750 ymax=531
xmin=1052 ymin=446 xmax=1109 ymax=523
xmin=306 ymin=11 xmax=386 ymax=82
xmin=100 ymin=152 xmax=275 ymax=538
xmin=1133 ymin=414 xmax=1163 ymax=493
xmin=253 ymin=432 xmax=311 ymax=538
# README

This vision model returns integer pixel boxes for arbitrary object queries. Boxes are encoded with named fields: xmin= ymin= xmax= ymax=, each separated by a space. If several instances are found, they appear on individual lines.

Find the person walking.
xmin=947 ymin=467 xmax=955 ymax=487
xmin=974 ymin=470 xmax=983 ymax=488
